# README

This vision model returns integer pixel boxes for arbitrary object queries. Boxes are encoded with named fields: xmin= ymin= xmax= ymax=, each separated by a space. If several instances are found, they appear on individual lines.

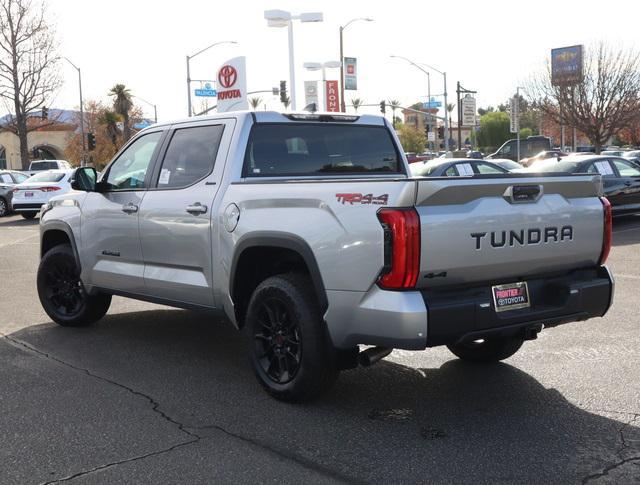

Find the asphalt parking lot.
xmin=1 ymin=213 xmax=639 ymax=484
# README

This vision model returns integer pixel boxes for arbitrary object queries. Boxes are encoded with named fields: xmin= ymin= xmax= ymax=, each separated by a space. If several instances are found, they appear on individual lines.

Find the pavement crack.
xmin=581 ymin=414 xmax=640 ymax=484
xmin=1 ymin=332 xmax=204 ymax=483
xmin=186 ymin=423 xmax=358 ymax=484
xmin=42 ymin=437 xmax=199 ymax=484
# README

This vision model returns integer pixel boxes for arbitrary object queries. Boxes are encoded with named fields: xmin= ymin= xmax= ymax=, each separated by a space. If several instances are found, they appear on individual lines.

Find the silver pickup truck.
xmin=38 ymin=111 xmax=614 ymax=401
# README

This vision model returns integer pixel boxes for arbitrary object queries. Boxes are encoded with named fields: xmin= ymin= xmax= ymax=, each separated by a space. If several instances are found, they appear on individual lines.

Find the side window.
xmin=455 ymin=163 xmax=474 ymax=176
xmin=156 ymin=125 xmax=224 ymax=189
xmin=612 ymin=159 xmax=640 ymax=177
xmin=500 ymin=144 xmax=512 ymax=155
xmin=444 ymin=166 xmax=457 ymax=176
xmin=13 ymin=172 xmax=28 ymax=183
xmin=104 ymin=132 xmax=162 ymax=190
xmin=475 ymin=163 xmax=504 ymax=174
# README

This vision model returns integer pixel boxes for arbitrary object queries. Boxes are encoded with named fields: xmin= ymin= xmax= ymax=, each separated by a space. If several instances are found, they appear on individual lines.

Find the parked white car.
xmin=11 ymin=169 xmax=74 ymax=219
xmin=27 ymin=159 xmax=72 ymax=177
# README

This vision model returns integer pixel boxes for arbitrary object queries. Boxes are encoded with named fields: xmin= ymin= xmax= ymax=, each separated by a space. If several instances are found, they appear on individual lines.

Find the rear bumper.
xmin=324 ymin=266 xmax=613 ymax=351
xmin=11 ymin=202 xmax=44 ymax=211
xmin=422 ymin=266 xmax=614 ymax=347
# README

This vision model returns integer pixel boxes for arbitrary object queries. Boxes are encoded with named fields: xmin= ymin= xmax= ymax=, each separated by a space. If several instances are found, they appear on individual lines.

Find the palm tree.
xmin=388 ymin=99 xmax=401 ymax=128
xmin=446 ymin=103 xmax=456 ymax=149
xmin=109 ymin=84 xmax=133 ymax=142
xmin=351 ymin=98 xmax=363 ymax=112
xmin=282 ymin=96 xmax=290 ymax=110
xmin=99 ymin=110 xmax=122 ymax=150
xmin=249 ymin=97 xmax=262 ymax=110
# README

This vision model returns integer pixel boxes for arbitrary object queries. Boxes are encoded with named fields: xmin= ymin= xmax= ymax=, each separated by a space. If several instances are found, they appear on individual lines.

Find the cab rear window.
xmin=243 ymin=124 xmax=401 ymax=177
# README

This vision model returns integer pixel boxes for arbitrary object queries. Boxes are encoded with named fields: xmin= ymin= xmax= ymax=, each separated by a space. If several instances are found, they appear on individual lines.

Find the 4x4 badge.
xmin=336 ymin=193 xmax=388 ymax=205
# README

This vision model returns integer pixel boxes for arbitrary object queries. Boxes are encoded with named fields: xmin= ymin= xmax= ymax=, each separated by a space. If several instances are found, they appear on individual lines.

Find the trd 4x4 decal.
xmin=336 ymin=193 xmax=389 ymax=205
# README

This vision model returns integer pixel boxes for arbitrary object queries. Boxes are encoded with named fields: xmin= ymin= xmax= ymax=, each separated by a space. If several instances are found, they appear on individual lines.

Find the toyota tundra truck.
xmin=37 ymin=111 xmax=614 ymax=401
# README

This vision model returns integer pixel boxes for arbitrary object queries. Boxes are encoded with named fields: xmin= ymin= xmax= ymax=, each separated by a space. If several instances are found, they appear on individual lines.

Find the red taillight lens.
xmin=599 ymin=197 xmax=612 ymax=265
xmin=38 ymin=186 xmax=61 ymax=192
xmin=376 ymin=208 xmax=421 ymax=289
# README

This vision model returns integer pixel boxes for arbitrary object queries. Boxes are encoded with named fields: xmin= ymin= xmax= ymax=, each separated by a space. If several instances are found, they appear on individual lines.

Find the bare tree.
xmin=0 ymin=0 xmax=61 ymax=169
xmin=528 ymin=42 xmax=640 ymax=153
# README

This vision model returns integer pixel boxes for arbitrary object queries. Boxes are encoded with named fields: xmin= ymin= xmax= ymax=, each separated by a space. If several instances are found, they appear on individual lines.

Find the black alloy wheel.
xmin=253 ymin=296 xmax=302 ymax=384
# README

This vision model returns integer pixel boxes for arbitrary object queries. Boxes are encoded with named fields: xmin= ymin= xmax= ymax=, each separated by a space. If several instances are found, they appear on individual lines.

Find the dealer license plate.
xmin=492 ymin=282 xmax=530 ymax=312
xmin=25 ymin=192 xmax=34 ymax=197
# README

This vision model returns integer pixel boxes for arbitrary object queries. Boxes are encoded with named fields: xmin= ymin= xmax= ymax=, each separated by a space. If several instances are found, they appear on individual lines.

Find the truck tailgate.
xmin=414 ymin=175 xmax=605 ymax=288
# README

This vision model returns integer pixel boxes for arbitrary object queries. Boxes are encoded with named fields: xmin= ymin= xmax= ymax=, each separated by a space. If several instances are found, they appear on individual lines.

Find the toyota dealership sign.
xmin=216 ymin=56 xmax=248 ymax=112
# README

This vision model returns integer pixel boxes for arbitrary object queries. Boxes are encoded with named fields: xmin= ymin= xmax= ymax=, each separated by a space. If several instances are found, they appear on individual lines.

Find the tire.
xmin=447 ymin=337 xmax=524 ymax=363
xmin=246 ymin=272 xmax=338 ymax=402
xmin=21 ymin=211 xmax=37 ymax=219
xmin=0 ymin=197 xmax=8 ymax=217
xmin=37 ymin=244 xmax=111 ymax=327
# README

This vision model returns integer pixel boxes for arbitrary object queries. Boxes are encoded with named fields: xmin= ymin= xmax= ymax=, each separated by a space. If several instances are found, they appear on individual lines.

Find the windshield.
xmin=244 ymin=124 xmax=401 ymax=176
xmin=25 ymin=171 xmax=66 ymax=183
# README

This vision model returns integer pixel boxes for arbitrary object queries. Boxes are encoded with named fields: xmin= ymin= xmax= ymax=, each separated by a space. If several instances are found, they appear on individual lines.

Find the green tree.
xmin=397 ymin=124 xmax=426 ymax=153
xmin=519 ymin=127 xmax=533 ymax=139
xmin=476 ymin=111 xmax=511 ymax=152
xmin=100 ymin=110 xmax=122 ymax=151
xmin=109 ymin=84 xmax=133 ymax=142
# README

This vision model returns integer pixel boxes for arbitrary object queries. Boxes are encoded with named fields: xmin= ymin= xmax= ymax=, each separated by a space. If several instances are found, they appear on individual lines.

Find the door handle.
xmin=122 ymin=203 xmax=138 ymax=214
xmin=624 ymin=181 xmax=632 ymax=186
xmin=186 ymin=202 xmax=208 ymax=215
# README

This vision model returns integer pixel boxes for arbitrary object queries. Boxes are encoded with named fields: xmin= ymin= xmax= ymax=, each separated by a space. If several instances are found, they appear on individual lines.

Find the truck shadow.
xmin=0 ymin=215 xmax=39 ymax=227
xmin=7 ymin=309 xmax=640 ymax=483
xmin=612 ymin=215 xmax=640 ymax=246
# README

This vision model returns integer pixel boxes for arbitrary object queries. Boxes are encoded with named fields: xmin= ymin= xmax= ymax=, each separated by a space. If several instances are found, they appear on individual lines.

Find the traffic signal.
xmin=279 ymin=80 xmax=287 ymax=104
xmin=87 ymin=132 xmax=96 ymax=151
xmin=379 ymin=100 xmax=386 ymax=114
xmin=41 ymin=107 xmax=48 ymax=119
xmin=438 ymin=126 xmax=444 ymax=139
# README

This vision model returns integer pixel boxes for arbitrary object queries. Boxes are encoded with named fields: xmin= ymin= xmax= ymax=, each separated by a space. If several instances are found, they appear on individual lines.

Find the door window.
xmin=104 ymin=132 xmax=163 ymax=190
xmin=12 ymin=172 xmax=28 ymax=183
xmin=156 ymin=125 xmax=224 ymax=188
xmin=612 ymin=159 xmax=640 ymax=177
xmin=0 ymin=174 xmax=12 ymax=184
xmin=475 ymin=162 xmax=504 ymax=174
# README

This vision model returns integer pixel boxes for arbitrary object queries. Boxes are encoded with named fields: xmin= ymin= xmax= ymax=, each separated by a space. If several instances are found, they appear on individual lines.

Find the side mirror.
xmin=70 ymin=167 xmax=97 ymax=192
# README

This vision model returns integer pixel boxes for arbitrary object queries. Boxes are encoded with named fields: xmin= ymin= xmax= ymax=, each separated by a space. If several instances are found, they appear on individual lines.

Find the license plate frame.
xmin=492 ymin=281 xmax=530 ymax=312
xmin=25 ymin=191 xmax=34 ymax=197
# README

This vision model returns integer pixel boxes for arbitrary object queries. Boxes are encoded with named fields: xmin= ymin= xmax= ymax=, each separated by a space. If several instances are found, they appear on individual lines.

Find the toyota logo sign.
xmin=218 ymin=65 xmax=237 ymax=88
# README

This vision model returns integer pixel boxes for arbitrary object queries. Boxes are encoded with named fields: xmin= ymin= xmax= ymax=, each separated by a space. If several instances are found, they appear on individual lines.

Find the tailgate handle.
xmin=504 ymin=185 xmax=543 ymax=204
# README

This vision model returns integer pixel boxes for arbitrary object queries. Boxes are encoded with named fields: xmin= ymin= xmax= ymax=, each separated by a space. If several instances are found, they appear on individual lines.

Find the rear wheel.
xmin=247 ymin=273 xmax=338 ymax=402
xmin=447 ymin=337 xmax=524 ymax=363
xmin=37 ymin=244 xmax=111 ymax=326
xmin=0 ymin=197 xmax=8 ymax=217
xmin=21 ymin=211 xmax=37 ymax=220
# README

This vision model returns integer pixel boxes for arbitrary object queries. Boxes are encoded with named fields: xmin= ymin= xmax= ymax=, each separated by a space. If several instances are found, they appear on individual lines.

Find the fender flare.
xmin=40 ymin=220 xmax=81 ymax=270
xmin=230 ymin=232 xmax=328 ymax=313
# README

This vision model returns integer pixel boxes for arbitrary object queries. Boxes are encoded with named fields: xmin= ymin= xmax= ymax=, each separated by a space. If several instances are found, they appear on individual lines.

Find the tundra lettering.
xmin=471 ymin=226 xmax=574 ymax=250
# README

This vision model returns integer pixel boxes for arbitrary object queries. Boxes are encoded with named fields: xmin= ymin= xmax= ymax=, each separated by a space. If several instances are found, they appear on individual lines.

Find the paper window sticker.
xmin=158 ymin=168 xmax=171 ymax=184
xmin=457 ymin=163 xmax=474 ymax=176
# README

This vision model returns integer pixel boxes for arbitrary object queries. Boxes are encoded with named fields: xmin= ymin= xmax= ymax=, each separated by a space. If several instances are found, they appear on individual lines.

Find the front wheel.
xmin=246 ymin=273 xmax=338 ymax=402
xmin=447 ymin=337 xmax=524 ymax=363
xmin=0 ymin=197 xmax=8 ymax=217
xmin=21 ymin=211 xmax=37 ymax=220
xmin=37 ymin=244 xmax=111 ymax=326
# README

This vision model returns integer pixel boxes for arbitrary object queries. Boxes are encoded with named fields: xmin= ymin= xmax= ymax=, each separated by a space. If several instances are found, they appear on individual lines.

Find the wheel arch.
xmin=230 ymin=232 xmax=328 ymax=327
xmin=40 ymin=221 xmax=81 ymax=270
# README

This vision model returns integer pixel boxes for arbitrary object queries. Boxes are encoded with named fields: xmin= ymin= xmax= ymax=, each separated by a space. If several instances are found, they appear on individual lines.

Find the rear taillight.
xmin=376 ymin=208 xmax=421 ymax=289
xmin=37 ymin=186 xmax=61 ymax=192
xmin=599 ymin=197 xmax=612 ymax=265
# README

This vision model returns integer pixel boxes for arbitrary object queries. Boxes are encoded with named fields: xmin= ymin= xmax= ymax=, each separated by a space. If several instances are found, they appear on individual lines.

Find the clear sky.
xmin=35 ymin=0 xmax=640 ymax=122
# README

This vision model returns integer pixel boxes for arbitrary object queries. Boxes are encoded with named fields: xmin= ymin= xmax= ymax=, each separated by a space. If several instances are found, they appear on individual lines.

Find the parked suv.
xmin=28 ymin=159 xmax=72 ymax=176
xmin=38 ymin=111 xmax=614 ymax=401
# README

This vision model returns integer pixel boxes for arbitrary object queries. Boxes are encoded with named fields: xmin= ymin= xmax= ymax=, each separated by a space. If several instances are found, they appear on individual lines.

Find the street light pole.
xmin=287 ymin=20 xmax=297 ymax=111
xmin=135 ymin=96 xmax=158 ymax=123
xmin=186 ymin=40 xmax=237 ymax=117
xmin=339 ymin=17 xmax=373 ymax=112
xmin=63 ymin=57 xmax=85 ymax=158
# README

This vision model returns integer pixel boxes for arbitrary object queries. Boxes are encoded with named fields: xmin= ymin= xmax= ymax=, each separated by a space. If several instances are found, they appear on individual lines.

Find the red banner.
xmin=325 ymin=80 xmax=339 ymax=112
